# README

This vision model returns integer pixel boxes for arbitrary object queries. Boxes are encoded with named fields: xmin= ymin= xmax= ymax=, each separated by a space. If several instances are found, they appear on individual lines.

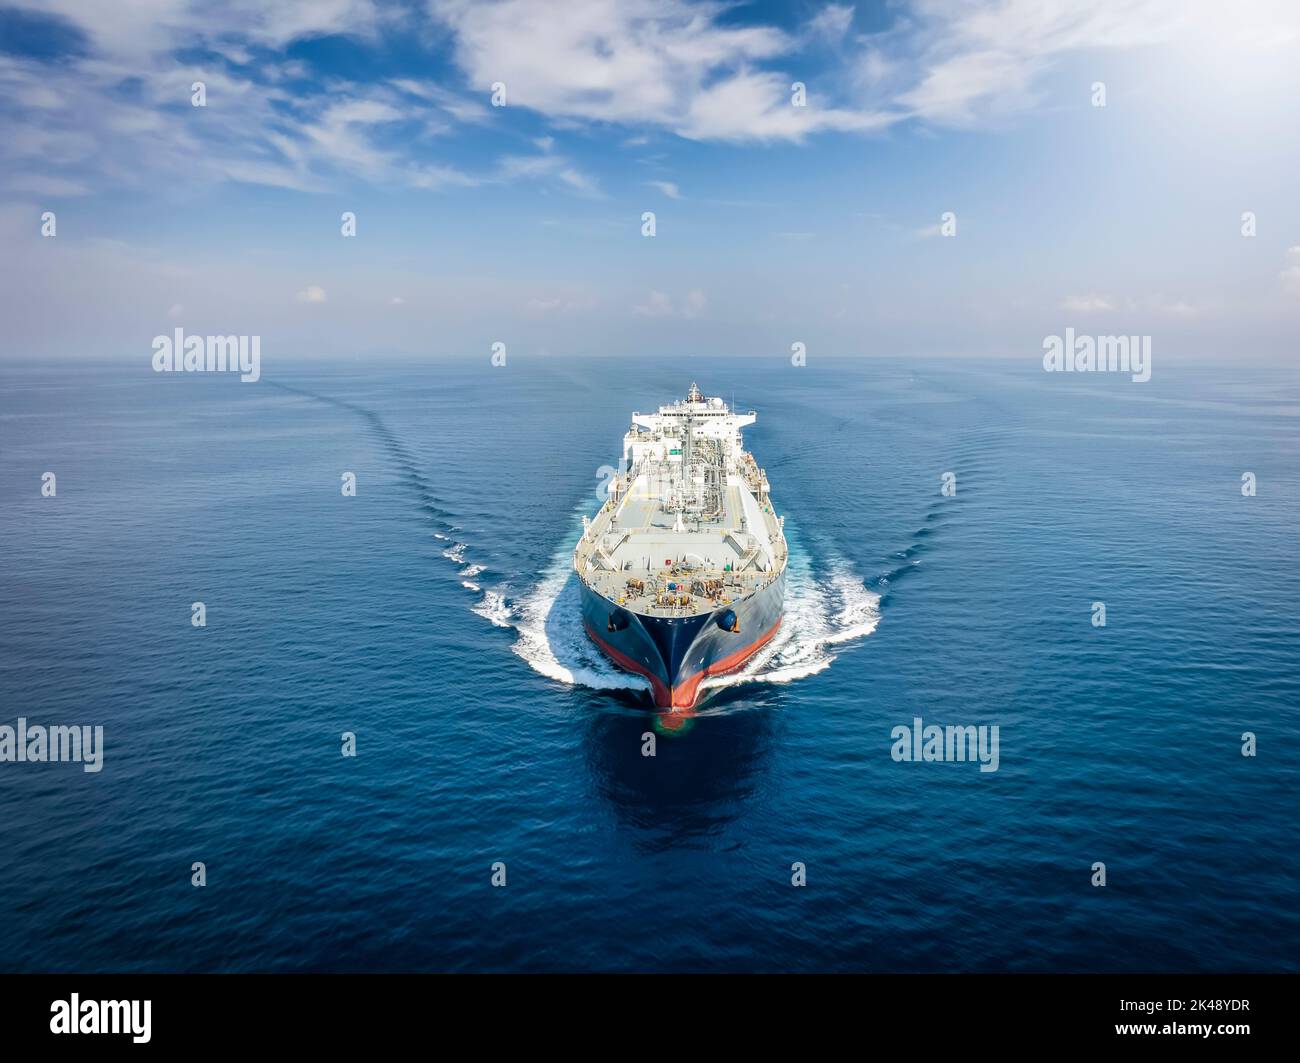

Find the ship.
xmin=574 ymin=383 xmax=787 ymax=712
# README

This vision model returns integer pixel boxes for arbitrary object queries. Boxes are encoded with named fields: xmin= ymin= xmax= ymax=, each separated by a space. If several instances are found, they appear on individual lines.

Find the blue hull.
xmin=579 ymin=573 xmax=784 ymax=709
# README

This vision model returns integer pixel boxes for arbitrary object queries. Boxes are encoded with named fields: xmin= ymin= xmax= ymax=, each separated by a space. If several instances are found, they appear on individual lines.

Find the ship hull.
xmin=579 ymin=573 xmax=784 ymax=711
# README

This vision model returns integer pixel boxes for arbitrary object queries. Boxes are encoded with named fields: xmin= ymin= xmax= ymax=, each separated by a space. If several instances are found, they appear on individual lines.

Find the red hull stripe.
xmin=582 ymin=623 xmax=671 ymax=705
xmin=584 ymin=617 xmax=782 ymax=711
xmin=670 ymin=618 xmax=781 ymax=709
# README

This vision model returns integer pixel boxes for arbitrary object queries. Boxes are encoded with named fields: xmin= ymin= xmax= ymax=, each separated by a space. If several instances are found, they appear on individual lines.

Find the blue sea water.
xmin=1 ymin=356 xmax=1297 ymax=973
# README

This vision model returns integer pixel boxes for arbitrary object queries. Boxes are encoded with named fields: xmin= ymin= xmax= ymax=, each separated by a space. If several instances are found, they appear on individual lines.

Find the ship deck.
xmin=617 ymin=482 xmax=745 ymax=531
xmin=575 ymin=472 xmax=786 ymax=618
xmin=582 ymin=564 xmax=771 ymax=617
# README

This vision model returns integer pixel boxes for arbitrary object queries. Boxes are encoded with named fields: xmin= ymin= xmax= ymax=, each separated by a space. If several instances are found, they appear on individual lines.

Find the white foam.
xmin=460 ymin=563 xmax=485 ymax=579
xmin=472 ymin=589 xmax=513 ymax=629
xmin=442 ymin=542 xmax=467 ymax=564
xmin=506 ymin=554 xmax=651 ymax=692
xmin=464 ymin=509 xmax=649 ymax=692
xmin=697 ymin=554 xmax=879 ymax=694
xmin=471 ymin=508 xmax=880 ymax=701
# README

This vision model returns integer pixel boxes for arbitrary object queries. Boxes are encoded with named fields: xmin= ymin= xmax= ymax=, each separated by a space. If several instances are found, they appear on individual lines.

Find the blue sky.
xmin=3 ymin=0 xmax=1299 ymax=363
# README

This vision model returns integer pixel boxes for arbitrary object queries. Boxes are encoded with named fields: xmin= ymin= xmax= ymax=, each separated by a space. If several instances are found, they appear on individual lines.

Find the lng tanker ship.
xmin=574 ymin=383 xmax=787 ymax=711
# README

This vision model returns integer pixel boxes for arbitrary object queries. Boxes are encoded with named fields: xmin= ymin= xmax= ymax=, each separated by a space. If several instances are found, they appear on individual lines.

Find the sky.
xmin=2 ymin=0 xmax=1299 ymax=364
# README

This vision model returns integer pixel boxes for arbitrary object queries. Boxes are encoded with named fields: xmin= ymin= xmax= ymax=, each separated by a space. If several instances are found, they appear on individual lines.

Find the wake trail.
xmin=266 ymin=380 xmax=453 ymax=521
xmin=475 ymin=505 xmax=881 ymax=702
xmin=267 ymin=380 xmax=489 ymax=589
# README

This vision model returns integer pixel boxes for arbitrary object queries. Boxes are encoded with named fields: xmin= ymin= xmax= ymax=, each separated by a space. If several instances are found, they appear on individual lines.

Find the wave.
xmin=474 ymin=508 xmax=880 ymax=702
xmin=264 ymin=381 xmax=498 ymax=602
xmin=472 ymin=589 xmax=513 ymax=629
xmin=475 ymin=556 xmax=651 ymax=692
xmin=266 ymin=379 xmax=883 ymax=701
xmin=698 ymin=551 xmax=880 ymax=694
xmin=265 ymin=379 xmax=453 ymax=522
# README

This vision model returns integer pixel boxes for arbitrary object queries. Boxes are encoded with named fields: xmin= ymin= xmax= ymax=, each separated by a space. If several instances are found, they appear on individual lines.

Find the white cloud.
xmin=495 ymin=152 xmax=600 ymax=196
xmin=431 ymin=0 xmax=892 ymax=142
xmin=0 ymin=4 xmax=596 ymax=200
xmin=7 ymin=0 xmax=1297 ymax=206
xmin=892 ymin=0 xmax=1188 ymax=126
xmin=632 ymin=290 xmax=675 ymax=317
xmin=679 ymin=69 xmax=892 ymax=142
xmin=647 ymin=180 xmax=681 ymax=199
xmin=390 ymin=78 xmax=492 ymax=124
xmin=806 ymin=5 xmax=855 ymax=44
xmin=429 ymin=0 xmax=1261 ymax=140
xmin=1147 ymin=296 xmax=1199 ymax=317
xmin=1061 ymin=294 xmax=1115 ymax=313
xmin=630 ymin=289 xmax=704 ymax=317
xmin=30 ymin=0 xmax=386 ymax=64
xmin=1061 ymin=293 xmax=1202 ymax=316
xmin=858 ymin=48 xmax=896 ymax=86
xmin=9 ymin=0 xmax=1266 ymax=207
xmin=896 ymin=48 xmax=1039 ymax=125
xmin=431 ymin=0 xmax=788 ymax=122
xmin=297 ymin=285 xmax=328 ymax=303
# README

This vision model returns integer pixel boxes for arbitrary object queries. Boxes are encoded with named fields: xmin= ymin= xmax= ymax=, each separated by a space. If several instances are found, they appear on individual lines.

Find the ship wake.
xmin=699 ymin=554 xmax=880 ymax=696
xmin=473 ymin=542 xmax=652 ymax=694
xmin=473 ymin=515 xmax=880 ymax=703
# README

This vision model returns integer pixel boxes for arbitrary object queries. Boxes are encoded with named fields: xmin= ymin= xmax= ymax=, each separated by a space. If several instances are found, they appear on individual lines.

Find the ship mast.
xmin=662 ymin=383 xmax=727 ymax=527
xmin=682 ymin=382 xmax=699 ymax=490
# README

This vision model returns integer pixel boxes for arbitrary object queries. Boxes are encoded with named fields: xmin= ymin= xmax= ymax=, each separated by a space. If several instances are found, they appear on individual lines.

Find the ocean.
xmin=1 ymin=355 xmax=1297 ymax=972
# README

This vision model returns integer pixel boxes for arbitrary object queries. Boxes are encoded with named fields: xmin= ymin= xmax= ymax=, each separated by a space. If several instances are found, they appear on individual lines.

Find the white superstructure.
xmin=574 ymin=383 xmax=786 ymax=617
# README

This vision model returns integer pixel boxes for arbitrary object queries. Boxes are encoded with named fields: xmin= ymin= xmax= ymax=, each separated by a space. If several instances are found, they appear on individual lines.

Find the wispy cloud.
xmin=1061 ymin=294 xmax=1115 ymax=313
xmin=0 ymin=2 xmax=595 ymax=199
xmin=805 ymin=4 xmax=855 ymax=45
xmin=632 ymin=290 xmax=675 ymax=317
xmin=631 ymin=289 xmax=705 ymax=318
xmin=1061 ymin=293 xmax=1202 ymax=317
xmin=428 ymin=0 xmax=1269 ymax=140
xmin=889 ymin=0 xmax=1186 ymax=126
xmin=678 ymin=68 xmax=893 ymax=142
xmin=431 ymin=0 xmax=894 ymax=143
xmin=9 ymin=0 xmax=1295 ymax=203
xmin=495 ymin=152 xmax=601 ymax=196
